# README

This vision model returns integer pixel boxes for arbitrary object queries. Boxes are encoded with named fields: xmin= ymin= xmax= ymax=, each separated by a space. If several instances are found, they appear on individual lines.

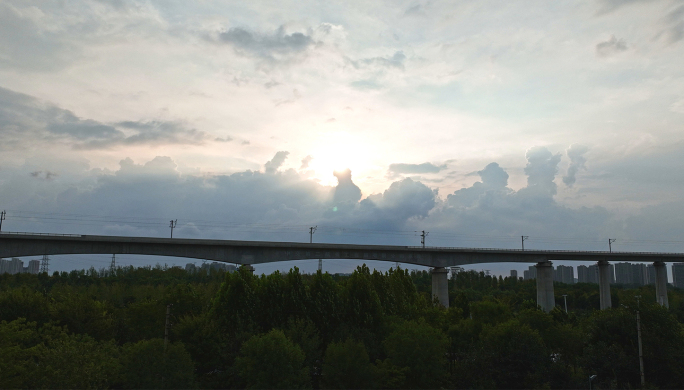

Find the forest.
xmin=1 ymin=264 xmax=684 ymax=389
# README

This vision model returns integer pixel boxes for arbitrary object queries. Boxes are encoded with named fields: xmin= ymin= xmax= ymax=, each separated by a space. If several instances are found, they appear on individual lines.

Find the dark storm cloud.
xmin=596 ymin=35 xmax=628 ymax=57
xmin=0 ymin=87 xmax=212 ymax=150
xmin=215 ymin=26 xmax=316 ymax=64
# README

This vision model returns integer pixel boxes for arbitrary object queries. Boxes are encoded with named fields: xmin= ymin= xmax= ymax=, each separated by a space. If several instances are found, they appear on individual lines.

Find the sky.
xmin=1 ymin=0 xmax=684 ymax=277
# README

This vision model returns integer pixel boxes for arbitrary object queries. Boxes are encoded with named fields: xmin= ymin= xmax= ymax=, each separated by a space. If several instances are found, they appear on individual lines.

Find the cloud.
xmin=0 ymin=87 xmax=212 ymax=150
xmin=654 ymin=5 xmax=684 ymax=44
xmin=388 ymin=162 xmax=447 ymax=175
xmin=264 ymin=151 xmax=290 ymax=174
xmin=563 ymin=144 xmax=590 ymax=187
xmin=333 ymin=169 xmax=362 ymax=205
xmin=215 ymin=26 xmax=316 ymax=65
xmin=596 ymin=35 xmax=628 ymax=57
xmin=348 ymin=51 xmax=407 ymax=70
xmin=300 ymin=155 xmax=313 ymax=169
xmin=30 ymin=171 xmax=58 ymax=180
xmin=521 ymin=146 xmax=562 ymax=197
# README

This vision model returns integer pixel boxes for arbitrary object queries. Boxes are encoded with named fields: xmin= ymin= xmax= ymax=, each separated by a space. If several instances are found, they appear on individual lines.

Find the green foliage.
xmin=321 ymin=338 xmax=374 ymax=389
xmin=382 ymin=319 xmax=448 ymax=389
xmin=2 ymin=264 xmax=684 ymax=389
xmin=120 ymin=338 xmax=195 ymax=389
xmin=235 ymin=329 xmax=311 ymax=389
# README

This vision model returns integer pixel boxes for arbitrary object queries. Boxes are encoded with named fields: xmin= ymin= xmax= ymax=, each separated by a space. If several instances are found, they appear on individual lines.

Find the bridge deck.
xmin=1 ymin=232 xmax=683 ymax=267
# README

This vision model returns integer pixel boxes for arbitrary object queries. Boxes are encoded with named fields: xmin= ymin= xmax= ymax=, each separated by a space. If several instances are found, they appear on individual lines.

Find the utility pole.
xmin=608 ymin=238 xmax=616 ymax=253
xmin=562 ymin=294 xmax=568 ymax=314
xmin=420 ymin=230 xmax=429 ymax=248
xmin=0 ymin=210 xmax=5 ymax=231
xmin=636 ymin=296 xmax=645 ymax=388
xmin=521 ymin=236 xmax=529 ymax=251
xmin=40 ymin=255 xmax=49 ymax=274
xmin=169 ymin=219 xmax=177 ymax=238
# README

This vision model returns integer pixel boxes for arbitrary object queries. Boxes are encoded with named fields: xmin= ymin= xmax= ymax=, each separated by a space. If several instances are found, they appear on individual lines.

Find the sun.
xmin=307 ymin=131 xmax=373 ymax=186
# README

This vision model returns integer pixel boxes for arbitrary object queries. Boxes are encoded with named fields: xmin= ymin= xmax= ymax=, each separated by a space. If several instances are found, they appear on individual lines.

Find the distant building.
xmin=577 ymin=265 xmax=590 ymax=283
xmin=615 ymin=262 xmax=647 ymax=286
xmin=27 ymin=260 xmax=40 ymax=274
xmin=646 ymin=264 xmax=656 ymax=285
xmin=185 ymin=263 xmax=197 ymax=273
xmin=524 ymin=265 xmax=537 ymax=280
xmin=673 ymin=263 xmax=684 ymax=289
xmin=510 ymin=270 xmax=518 ymax=278
xmin=555 ymin=265 xmax=575 ymax=284
xmin=1 ymin=258 xmax=25 ymax=274
xmin=199 ymin=262 xmax=237 ymax=273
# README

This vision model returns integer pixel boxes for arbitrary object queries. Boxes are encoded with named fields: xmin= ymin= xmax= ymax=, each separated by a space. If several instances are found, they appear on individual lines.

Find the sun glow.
xmin=307 ymin=131 xmax=375 ymax=187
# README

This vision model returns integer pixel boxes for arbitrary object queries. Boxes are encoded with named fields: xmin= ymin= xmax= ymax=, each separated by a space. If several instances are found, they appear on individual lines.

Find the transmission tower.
xmin=40 ymin=255 xmax=49 ymax=274
xmin=110 ymin=254 xmax=116 ymax=274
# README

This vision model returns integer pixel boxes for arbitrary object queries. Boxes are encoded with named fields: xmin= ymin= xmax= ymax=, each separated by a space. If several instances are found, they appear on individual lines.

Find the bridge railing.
xmin=405 ymin=246 xmax=684 ymax=256
xmin=0 ymin=231 xmax=84 ymax=238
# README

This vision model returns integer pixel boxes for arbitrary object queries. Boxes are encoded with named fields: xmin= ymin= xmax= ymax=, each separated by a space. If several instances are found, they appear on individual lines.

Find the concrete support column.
xmin=654 ymin=261 xmax=669 ymax=308
xmin=598 ymin=261 xmax=612 ymax=310
xmin=535 ymin=261 xmax=555 ymax=312
xmin=431 ymin=267 xmax=449 ymax=308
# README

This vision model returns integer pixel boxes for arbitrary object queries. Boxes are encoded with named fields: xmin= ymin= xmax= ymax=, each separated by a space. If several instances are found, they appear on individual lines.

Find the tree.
xmin=235 ymin=329 xmax=310 ymax=389
xmin=120 ymin=338 xmax=195 ymax=389
xmin=476 ymin=320 xmax=550 ymax=389
xmin=321 ymin=338 xmax=374 ymax=389
xmin=382 ymin=319 xmax=448 ymax=389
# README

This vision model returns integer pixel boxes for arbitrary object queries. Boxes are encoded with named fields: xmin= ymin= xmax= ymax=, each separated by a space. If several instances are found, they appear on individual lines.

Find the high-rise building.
xmin=524 ymin=265 xmax=537 ymax=280
xmin=615 ymin=262 xmax=633 ymax=285
xmin=7 ymin=258 xmax=23 ymax=274
xmin=615 ymin=262 xmax=648 ymax=286
xmin=646 ymin=264 xmax=656 ymax=285
xmin=631 ymin=263 xmax=646 ymax=286
xmin=577 ymin=265 xmax=590 ymax=283
xmin=185 ymin=263 xmax=197 ymax=273
xmin=673 ymin=263 xmax=684 ymax=289
xmin=554 ymin=265 xmax=575 ymax=284
xmin=27 ymin=260 xmax=40 ymax=274
xmin=510 ymin=270 xmax=518 ymax=278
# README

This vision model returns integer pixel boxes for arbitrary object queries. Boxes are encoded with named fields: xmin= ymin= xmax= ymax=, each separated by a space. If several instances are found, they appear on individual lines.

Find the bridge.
xmin=1 ymin=232 xmax=682 ymax=311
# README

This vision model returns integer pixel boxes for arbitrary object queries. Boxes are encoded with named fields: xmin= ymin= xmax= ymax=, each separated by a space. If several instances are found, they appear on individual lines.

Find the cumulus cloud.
xmin=522 ymin=146 xmax=562 ymax=197
xmin=215 ymin=26 xmax=316 ymax=65
xmin=264 ymin=151 xmax=290 ymax=174
xmin=332 ymin=169 xmax=362 ymax=205
xmin=596 ymin=35 xmax=628 ymax=57
xmin=300 ymin=155 xmax=313 ymax=169
xmin=0 ymin=87 xmax=212 ymax=150
xmin=563 ymin=144 xmax=589 ymax=187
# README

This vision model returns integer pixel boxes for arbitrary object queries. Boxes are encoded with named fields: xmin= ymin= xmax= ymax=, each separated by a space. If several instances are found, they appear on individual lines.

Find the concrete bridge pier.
xmin=535 ymin=261 xmax=555 ymax=312
xmin=598 ymin=261 xmax=612 ymax=310
xmin=431 ymin=267 xmax=449 ymax=308
xmin=654 ymin=261 xmax=669 ymax=308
